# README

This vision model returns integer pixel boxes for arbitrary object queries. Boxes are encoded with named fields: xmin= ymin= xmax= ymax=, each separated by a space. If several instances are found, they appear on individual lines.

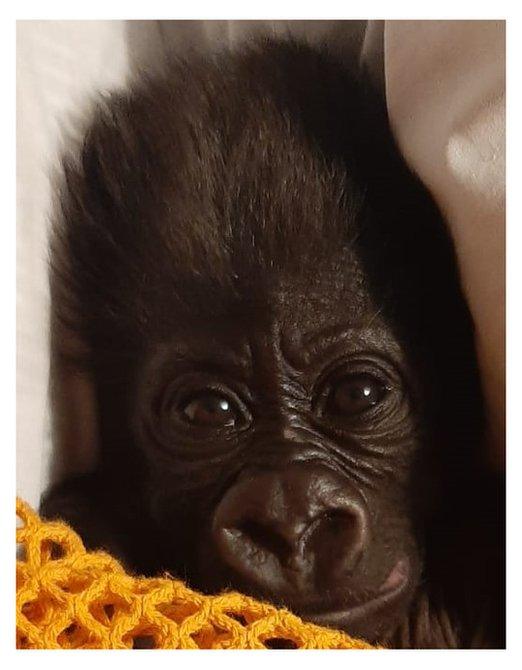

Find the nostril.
xmin=308 ymin=507 xmax=367 ymax=576
xmin=236 ymin=520 xmax=294 ymax=564
xmin=322 ymin=510 xmax=359 ymax=536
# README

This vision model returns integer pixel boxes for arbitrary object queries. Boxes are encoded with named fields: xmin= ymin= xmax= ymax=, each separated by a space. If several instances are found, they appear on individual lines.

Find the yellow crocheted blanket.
xmin=16 ymin=498 xmax=375 ymax=649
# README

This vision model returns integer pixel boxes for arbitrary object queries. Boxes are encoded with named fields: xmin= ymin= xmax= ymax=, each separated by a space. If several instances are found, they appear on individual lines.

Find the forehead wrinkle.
xmin=302 ymin=321 xmax=394 ymax=348
xmin=283 ymin=323 xmax=403 ymax=370
xmin=158 ymin=331 xmax=254 ymax=378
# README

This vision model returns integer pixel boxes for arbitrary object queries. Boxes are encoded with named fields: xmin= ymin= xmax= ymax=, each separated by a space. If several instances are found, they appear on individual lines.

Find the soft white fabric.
xmin=16 ymin=21 xmax=131 ymax=508
xmin=16 ymin=20 xmax=504 ymax=508
xmin=385 ymin=20 xmax=505 ymax=466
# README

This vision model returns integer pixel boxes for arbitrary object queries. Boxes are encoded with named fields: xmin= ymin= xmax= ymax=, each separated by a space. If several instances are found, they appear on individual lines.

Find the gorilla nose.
xmin=211 ymin=462 xmax=369 ymax=595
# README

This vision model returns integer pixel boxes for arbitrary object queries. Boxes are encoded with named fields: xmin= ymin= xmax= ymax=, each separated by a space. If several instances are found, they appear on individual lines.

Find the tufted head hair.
xmin=51 ymin=38 xmax=467 ymax=384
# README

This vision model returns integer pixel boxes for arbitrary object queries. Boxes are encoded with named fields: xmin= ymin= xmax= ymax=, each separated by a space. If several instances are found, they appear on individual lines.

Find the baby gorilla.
xmin=42 ymin=39 xmax=504 ymax=648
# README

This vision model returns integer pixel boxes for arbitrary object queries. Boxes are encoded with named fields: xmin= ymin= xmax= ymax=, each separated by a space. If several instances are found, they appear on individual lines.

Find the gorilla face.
xmin=42 ymin=39 xmax=501 ymax=648
xmin=134 ymin=268 xmax=426 ymax=642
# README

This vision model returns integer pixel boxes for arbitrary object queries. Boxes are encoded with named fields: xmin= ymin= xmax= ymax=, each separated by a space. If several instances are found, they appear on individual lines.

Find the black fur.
xmin=42 ymin=39 xmax=504 ymax=648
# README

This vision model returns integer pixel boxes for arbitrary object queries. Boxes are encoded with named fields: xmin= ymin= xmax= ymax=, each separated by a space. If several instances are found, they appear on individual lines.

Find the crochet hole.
xmin=41 ymin=539 xmax=66 ymax=560
xmin=264 ymin=637 xmax=299 ymax=649
xmin=89 ymin=599 xmax=131 ymax=626
xmin=104 ymin=604 xmax=115 ymax=620
xmin=226 ymin=611 xmax=247 ymax=626
xmin=21 ymin=599 xmax=47 ymax=625
xmin=122 ymin=627 xmax=161 ymax=649
xmin=132 ymin=635 xmax=157 ymax=649
xmin=57 ymin=622 xmax=94 ymax=648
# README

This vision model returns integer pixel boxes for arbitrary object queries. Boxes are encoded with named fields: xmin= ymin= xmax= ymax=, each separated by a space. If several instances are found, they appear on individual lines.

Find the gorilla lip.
xmin=301 ymin=557 xmax=410 ymax=628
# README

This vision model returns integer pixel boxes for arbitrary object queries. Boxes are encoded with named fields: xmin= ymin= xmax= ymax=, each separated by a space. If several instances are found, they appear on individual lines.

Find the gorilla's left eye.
xmin=327 ymin=374 xmax=388 ymax=417
xmin=180 ymin=391 xmax=239 ymax=428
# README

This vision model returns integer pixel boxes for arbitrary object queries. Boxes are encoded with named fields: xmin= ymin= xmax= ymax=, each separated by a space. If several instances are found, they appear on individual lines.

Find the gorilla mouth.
xmin=299 ymin=557 xmax=411 ymax=633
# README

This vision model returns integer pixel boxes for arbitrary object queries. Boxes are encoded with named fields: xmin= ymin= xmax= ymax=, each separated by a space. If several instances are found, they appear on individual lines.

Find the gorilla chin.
xmin=303 ymin=557 xmax=415 ymax=641
xmin=197 ymin=550 xmax=416 ymax=643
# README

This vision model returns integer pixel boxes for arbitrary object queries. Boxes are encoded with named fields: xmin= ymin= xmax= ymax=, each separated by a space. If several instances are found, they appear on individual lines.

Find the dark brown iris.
xmin=328 ymin=374 xmax=387 ymax=417
xmin=181 ymin=392 xmax=237 ymax=427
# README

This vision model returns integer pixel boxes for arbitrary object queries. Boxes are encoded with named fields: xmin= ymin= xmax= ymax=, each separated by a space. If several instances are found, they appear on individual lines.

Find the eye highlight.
xmin=327 ymin=373 xmax=389 ymax=418
xmin=180 ymin=391 xmax=239 ymax=427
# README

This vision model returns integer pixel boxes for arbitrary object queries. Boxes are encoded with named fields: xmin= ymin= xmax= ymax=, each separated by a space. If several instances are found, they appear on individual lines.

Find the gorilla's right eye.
xmin=328 ymin=373 xmax=388 ymax=417
xmin=179 ymin=391 xmax=239 ymax=428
